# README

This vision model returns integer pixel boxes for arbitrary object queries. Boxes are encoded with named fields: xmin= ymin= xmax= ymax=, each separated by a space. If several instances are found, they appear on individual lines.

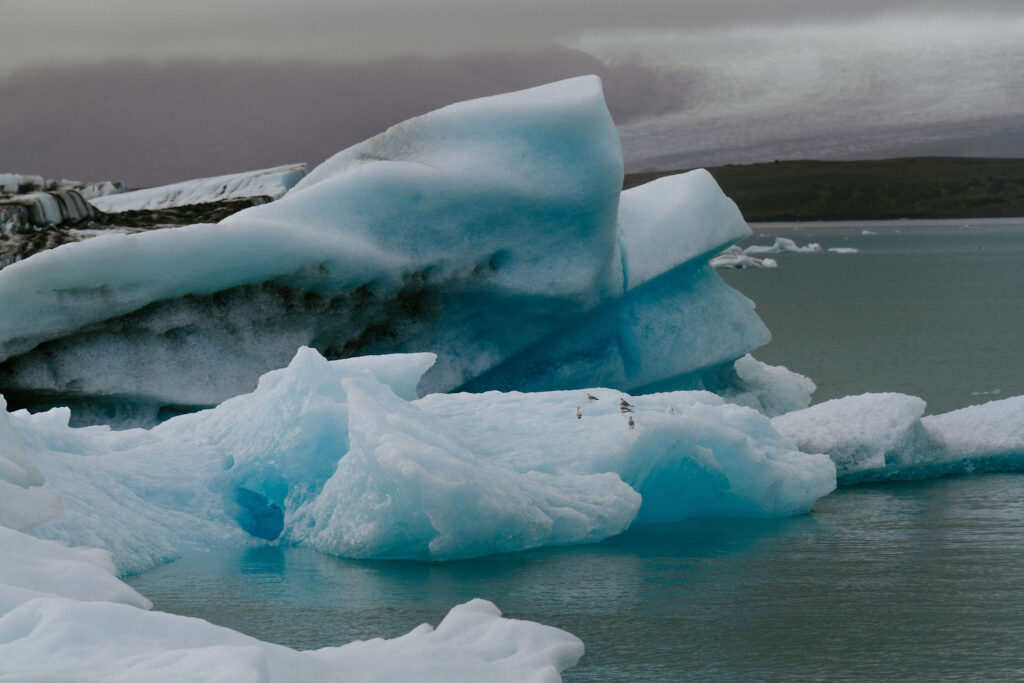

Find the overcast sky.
xmin=2 ymin=0 xmax=1023 ymax=74
xmin=3 ymin=0 xmax=1023 ymax=180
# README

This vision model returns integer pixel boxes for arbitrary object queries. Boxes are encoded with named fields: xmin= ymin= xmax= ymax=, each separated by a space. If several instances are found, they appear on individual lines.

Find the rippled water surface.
xmin=129 ymin=475 xmax=1024 ymax=681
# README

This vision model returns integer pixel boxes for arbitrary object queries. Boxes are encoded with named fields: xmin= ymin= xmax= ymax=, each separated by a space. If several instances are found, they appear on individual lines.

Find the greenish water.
xmin=129 ymin=475 xmax=1024 ymax=681
xmin=721 ymin=218 xmax=1024 ymax=413
xmin=126 ymin=218 xmax=1024 ymax=679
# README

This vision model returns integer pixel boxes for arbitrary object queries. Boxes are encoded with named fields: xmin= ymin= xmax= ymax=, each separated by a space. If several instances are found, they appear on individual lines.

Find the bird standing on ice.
xmin=587 ymin=393 xmax=599 ymax=401
xmin=576 ymin=406 xmax=582 ymax=420
xmin=628 ymin=415 xmax=635 ymax=429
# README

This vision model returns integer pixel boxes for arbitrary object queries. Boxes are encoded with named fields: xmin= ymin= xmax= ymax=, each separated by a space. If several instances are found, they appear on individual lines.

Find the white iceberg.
xmin=0 ymin=76 xmax=766 ymax=427
xmin=743 ymin=237 xmax=821 ymax=255
xmin=12 ymin=347 xmax=834 ymax=571
xmin=89 ymin=163 xmax=307 ymax=212
xmin=710 ymin=245 xmax=778 ymax=269
xmin=773 ymin=393 xmax=1024 ymax=484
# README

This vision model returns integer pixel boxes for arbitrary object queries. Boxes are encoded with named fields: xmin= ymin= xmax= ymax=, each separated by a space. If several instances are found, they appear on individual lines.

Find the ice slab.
xmin=774 ymin=393 xmax=1024 ymax=484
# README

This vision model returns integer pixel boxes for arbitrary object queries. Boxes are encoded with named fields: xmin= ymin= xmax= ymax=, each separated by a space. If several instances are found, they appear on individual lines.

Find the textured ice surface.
xmin=0 ymin=76 xmax=767 ymax=426
xmin=90 ymin=164 xmax=306 ymax=212
xmin=774 ymin=393 xmax=1024 ymax=484
xmin=10 ymin=348 xmax=833 ymax=571
xmin=716 ymin=355 xmax=816 ymax=418
xmin=0 ymin=396 xmax=63 ymax=531
xmin=616 ymin=169 xmax=749 ymax=290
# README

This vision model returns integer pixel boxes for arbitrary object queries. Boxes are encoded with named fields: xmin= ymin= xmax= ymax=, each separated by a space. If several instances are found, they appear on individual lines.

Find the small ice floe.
xmin=828 ymin=247 xmax=858 ymax=254
xmin=743 ymin=237 xmax=821 ymax=255
xmin=861 ymin=229 xmax=877 ymax=235
xmin=710 ymin=245 xmax=778 ymax=269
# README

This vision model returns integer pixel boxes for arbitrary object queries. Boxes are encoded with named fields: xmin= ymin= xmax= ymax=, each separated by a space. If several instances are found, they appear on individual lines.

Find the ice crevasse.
xmin=0 ymin=75 xmax=770 ymax=427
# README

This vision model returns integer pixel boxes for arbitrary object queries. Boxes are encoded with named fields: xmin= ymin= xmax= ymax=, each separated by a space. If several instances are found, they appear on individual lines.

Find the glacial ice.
xmin=0 ymin=76 xmax=766 ymax=426
xmin=0 ymin=395 xmax=63 ymax=531
xmin=10 ymin=347 xmax=834 ymax=571
xmin=773 ymin=393 xmax=1024 ymax=484
xmin=89 ymin=163 xmax=307 ymax=213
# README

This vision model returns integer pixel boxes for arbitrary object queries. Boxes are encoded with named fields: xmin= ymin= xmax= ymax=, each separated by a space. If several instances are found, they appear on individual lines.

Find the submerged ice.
xmin=0 ymin=76 xmax=766 ymax=426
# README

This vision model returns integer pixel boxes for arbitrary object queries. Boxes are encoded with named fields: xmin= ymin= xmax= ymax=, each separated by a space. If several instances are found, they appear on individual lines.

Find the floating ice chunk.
xmin=923 ymin=395 xmax=1024 ymax=464
xmin=827 ymin=247 xmax=858 ymax=254
xmin=0 ymin=597 xmax=582 ymax=683
xmin=772 ymin=393 xmax=930 ymax=481
xmin=715 ymin=355 xmax=815 ymax=417
xmin=710 ymin=245 xmax=778 ymax=269
xmin=90 ymin=164 xmax=307 ymax=212
xmin=744 ymin=237 xmax=821 ymax=254
xmin=617 ymin=169 xmax=749 ymax=290
xmin=774 ymin=392 xmax=1024 ymax=484
xmin=861 ymin=229 xmax=877 ymax=235
xmin=10 ymin=348 xmax=833 ymax=569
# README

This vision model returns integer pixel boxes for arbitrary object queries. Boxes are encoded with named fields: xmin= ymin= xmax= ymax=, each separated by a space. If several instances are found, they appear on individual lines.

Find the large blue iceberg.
xmin=0 ymin=76 xmax=767 ymax=427
xmin=6 ymin=347 xmax=834 ymax=572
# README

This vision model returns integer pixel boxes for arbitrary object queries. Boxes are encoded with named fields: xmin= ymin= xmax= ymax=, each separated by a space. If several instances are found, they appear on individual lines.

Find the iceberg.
xmin=773 ymin=393 xmax=1024 ymax=484
xmin=89 ymin=163 xmax=307 ymax=213
xmin=742 ymin=237 xmax=822 ymax=255
xmin=710 ymin=245 xmax=778 ymax=269
xmin=11 ymin=348 xmax=834 ymax=571
xmin=0 ymin=76 xmax=767 ymax=427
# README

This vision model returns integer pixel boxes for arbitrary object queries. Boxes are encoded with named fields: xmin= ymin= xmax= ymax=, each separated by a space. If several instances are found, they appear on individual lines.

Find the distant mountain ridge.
xmin=627 ymin=158 xmax=1024 ymax=222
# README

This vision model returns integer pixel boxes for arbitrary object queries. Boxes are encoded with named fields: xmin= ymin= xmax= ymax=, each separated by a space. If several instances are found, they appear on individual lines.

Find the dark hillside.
xmin=625 ymin=158 xmax=1024 ymax=221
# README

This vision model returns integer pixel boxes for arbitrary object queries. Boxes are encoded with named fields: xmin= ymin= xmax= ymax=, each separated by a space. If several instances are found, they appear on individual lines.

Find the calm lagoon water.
xmin=127 ymin=218 xmax=1024 ymax=680
xmin=721 ymin=217 xmax=1024 ymax=413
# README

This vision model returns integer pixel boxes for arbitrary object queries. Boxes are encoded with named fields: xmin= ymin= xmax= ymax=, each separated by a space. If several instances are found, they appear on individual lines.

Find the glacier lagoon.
xmin=2 ymin=76 xmax=1024 ymax=680
xmin=120 ymin=221 xmax=1024 ymax=680
xmin=127 ymin=474 xmax=1024 ymax=681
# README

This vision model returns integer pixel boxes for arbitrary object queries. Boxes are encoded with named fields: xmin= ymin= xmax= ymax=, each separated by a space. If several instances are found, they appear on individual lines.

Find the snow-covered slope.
xmin=0 ymin=76 xmax=765 ymax=427
xmin=90 ymin=163 xmax=306 ymax=212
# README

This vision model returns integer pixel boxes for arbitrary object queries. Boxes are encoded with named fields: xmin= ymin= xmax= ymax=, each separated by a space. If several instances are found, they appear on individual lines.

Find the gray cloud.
xmin=3 ymin=0 xmax=1023 ymax=75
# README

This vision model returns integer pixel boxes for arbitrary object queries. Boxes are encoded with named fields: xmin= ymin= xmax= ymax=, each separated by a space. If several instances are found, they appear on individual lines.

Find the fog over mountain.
xmin=2 ymin=5 xmax=1022 ymax=184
